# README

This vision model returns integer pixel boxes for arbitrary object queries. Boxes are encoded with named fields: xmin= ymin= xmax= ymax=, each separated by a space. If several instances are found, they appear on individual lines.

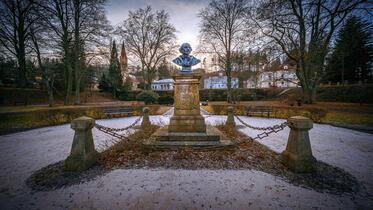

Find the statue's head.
xmin=179 ymin=43 xmax=192 ymax=55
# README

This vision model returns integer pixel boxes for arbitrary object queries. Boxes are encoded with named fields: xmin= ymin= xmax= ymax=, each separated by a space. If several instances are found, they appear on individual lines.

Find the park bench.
xmin=13 ymin=99 xmax=28 ymax=106
xmin=103 ymin=107 xmax=134 ymax=118
xmin=245 ymin=106 xmax=274 ymax=118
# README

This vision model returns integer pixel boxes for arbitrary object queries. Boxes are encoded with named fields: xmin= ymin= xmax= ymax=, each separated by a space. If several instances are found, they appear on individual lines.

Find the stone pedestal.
xmin=168 ymin=72 xmax=206 ymax=133
xmin=65 ymin=116 xmax=98 ymax=171
xmin=141 ymin=107 xmax=151 ymax=128
xmin=282 ymin=116 xmax=315 ymax=173
xmin=149 ymin=71 xmax=230 ymax=148
xmin=225 ymin=106 xmax=236 ymax=126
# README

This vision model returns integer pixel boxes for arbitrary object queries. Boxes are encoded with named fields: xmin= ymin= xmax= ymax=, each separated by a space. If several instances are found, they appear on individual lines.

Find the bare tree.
xmin=38 ymin=0 xmax=109 ymax=105
xmin=71 ymin=0 xmax=109 ymax=104
xmin=254 ymin=0 xmax=368 ymax=103
xmin=39 ymin=0 xmax=74 ymax=104
xmin=117 ymin=6 xmax=176 ymax=89
xmin=199 ymin=0 xmax=251 ymax=103
xmin=0 ymin=0 xmax=37 ymax=87
xmin=29 ymin=20 xmax=56 ymax=107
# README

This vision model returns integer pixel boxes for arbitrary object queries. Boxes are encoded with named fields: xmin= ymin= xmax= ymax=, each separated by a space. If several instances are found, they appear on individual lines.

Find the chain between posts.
xmin=203 ymin=114 xmax=213 ymax=119
xmin=234 ymin=115 xmax=288 ymax=140
xmin=94 ymin=116 xmax=143 ymax=139
xmin=201 ymin=108 xmax=213 ymax=118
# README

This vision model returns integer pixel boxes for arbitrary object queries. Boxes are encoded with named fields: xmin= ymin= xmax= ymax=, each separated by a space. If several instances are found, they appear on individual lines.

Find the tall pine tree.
xmin=108 ymin=40 xmax=123 ymax=98
xmin=327 ymin=16 xmax=373 ymax=83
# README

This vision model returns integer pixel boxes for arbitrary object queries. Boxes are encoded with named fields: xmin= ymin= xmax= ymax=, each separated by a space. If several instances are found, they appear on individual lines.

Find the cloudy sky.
xmin=105 ymin=0 xmax=209 ymax=48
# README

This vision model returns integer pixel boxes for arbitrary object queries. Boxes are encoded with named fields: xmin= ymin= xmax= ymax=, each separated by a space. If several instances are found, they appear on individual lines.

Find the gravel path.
xmin=0 ymin=115 xmax=372 ymax=209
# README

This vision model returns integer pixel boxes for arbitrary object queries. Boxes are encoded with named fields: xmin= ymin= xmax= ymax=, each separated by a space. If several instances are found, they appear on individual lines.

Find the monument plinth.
xmin=148 ymin=43 xmax=230 ymax=148
xmin=168 ymin=72 xmax=206 ymax=133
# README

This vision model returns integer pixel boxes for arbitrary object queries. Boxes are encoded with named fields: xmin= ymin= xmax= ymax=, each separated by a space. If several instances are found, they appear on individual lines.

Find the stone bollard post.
xmin=141 ymin=107 xmax=151 ymax=128
xmin=282 ymin=116 xmax=315 ymax=173
xmin=65 ymin=116 xmax=98 ymax=171
xmin=225 ymin=106 xmax=236 ymax=126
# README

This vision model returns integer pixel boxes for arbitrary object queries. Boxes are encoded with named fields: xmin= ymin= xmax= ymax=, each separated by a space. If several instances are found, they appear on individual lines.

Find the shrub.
xmin=158 ymin=95 xmax=174 ymax=105
xmin=118 ymin=88 xmax=130 ymax=101
xmin=136 ymin=90 xmax=159 ymax=104
xmin=316 ymin=85 xmax=373 ymax=103
xmin=305 ymin=108 xmax=327 ymax=123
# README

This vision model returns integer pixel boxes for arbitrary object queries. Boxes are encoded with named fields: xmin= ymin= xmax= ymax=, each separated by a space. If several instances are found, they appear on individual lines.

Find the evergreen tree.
xmin=108 ymin=40 xmax=123 ymax=98
xmin=98 ymin=73 xmax=111 ymax=92
xmin=327 ymin=16 xmax=373 ymax=83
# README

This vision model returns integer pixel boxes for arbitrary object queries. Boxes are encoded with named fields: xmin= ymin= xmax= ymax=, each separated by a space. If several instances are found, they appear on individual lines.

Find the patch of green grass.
xmin=205 ymin=104 xmax=372 ymax=125
xmin=322 ymin=112 xmax=373 ymax=125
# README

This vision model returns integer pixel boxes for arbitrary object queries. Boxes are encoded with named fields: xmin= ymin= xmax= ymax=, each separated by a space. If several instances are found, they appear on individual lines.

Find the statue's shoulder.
xmin=190 ymin=55 xmax=200 ymax=65
xmin=172 ymin=57 xmax=182 ymax=65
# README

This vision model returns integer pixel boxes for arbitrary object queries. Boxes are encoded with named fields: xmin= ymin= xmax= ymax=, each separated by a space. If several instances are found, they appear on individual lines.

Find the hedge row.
xmin=1 ymin=84 xmax=372 ymax=105
xmin=316 ymin=85 xmax=373 ymax=103
xmin=0 ymin=105 xmax=163 ymax=135
xmin=126 ymin=85 xmax=373 ymax=103
xmin=124 ymin=88 xmax=284 ymax=102
xmin=0 ymin=88 xmax=49 ymax=105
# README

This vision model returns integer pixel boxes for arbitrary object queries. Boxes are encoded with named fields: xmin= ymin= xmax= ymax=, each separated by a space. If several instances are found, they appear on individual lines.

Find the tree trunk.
xmin=74 ymin=54 xmax=81 ymax=104
xmin=74 ymin=76 xmax=81 ymax=104
xmin=73 ymin=0 xmax=81 ymax=105
xmin=17 ymin=46 xmax=27 ymax=88
xmin=64 ymin=63 xmax=73 ymax=105
xmin=227 ymin=74 xmax=232 ymax=103
xmin=226 ymin=60 xmax=232 ymax=103
xmin=31 ymin=28 xmax=54 ymax=107
xmin=113 ymin=88 xmax=117 ymax=99
xmin=16 ymin=12 xmax=27 ymax=88
xmin=302 ymin=86 xmax=316 ymax=104
xmin=47 ymin=80 xmax=54 ymax=107
xmin=146 ymin=69 xmax=152 ymax=90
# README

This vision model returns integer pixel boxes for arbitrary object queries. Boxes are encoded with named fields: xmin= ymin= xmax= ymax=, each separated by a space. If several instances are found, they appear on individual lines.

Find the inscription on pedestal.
xmin=169 ymin=73 xmax=206 ymax=133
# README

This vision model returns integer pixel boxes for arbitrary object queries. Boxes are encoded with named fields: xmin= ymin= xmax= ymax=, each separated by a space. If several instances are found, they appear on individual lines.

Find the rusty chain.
xmin=250 ymin=121 xmax=288 ymax=140
xmin=201 ymin=108 xmax=213 ymax=118
xmin=162 ymin=107 xmax=174 ymax=116
xmin=234 ymin=115 xmax=288 ymax=140
xmin=94 ymin=116 xmax=143 ymax=139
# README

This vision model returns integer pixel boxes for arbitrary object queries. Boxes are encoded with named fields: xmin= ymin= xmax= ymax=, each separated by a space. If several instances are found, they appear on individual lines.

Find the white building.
xmin=203 ymin=71 xmax=239 ymax=89
xmin=244 ymin=76 xmax=258 ymax=89
xmin=151 ymin=79 xmax=174 ymax=91
xmin=245 ymin=65 xmax=299 ymax=88
xmin=194 ymin=51 xmax=223 ymax=73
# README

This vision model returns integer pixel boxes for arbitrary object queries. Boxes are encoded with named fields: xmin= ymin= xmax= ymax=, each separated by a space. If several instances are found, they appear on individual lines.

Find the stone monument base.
xmin=145 ymin=125 xmax=232 ymax=148
xmin=168 ymin=115 xmax=206 ymax=133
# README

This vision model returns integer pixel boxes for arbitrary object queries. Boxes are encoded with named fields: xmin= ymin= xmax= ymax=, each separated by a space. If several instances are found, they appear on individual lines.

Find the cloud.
xmin=105 ymin=0 xmax=208 ymax=47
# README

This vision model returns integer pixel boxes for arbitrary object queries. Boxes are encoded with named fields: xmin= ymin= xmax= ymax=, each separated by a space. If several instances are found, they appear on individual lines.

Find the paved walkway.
xmin=0 ymin=116 xmax=372 ymax=209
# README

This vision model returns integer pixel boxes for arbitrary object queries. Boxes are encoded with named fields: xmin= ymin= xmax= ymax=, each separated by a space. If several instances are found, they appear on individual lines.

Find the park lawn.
xmin=273 ymin=109 xmax=373 ymax=125
xmin=0 ymin=104 xmax=171 ymax=135
xmin=0 ymin=101 xmax=145 ymax=114
xmin=0 ymin=105 xmax=84 ymax=113
xmin=203 ymin=101 xmax=373 ymax=126
xmin=322 ymin=112 xmax=373 ymax=125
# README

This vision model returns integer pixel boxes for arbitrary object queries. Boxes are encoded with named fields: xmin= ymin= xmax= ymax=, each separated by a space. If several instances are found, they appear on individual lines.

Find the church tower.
xmin=120 ymin=42 xmax=128 ymax=81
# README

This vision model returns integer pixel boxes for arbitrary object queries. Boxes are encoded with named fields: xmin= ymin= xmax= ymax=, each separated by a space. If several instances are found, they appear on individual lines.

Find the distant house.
xmin=127 ymin=75 xmax=143 ymax=90
xmin=258 ymin=65 xmax=299 ymax=88
xmin=244 ymin=76 xmax=258 ymax=89
xmin=151 ymin=79 xmax=174 ymax=90
xmin=203 ymin=71 xmax=239 ymax=89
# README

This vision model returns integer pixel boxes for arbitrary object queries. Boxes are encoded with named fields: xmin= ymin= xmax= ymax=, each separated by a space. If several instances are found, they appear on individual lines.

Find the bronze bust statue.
xmin=172 ymin=43 xmax=200 ymax=73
